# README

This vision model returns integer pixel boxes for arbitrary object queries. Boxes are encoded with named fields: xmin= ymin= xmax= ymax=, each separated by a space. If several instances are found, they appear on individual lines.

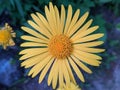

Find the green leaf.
xmin=14 ymin=0 xmax=24 ymax=17
xmin=16 ymin=29 xmax=24 ymax=38
xmin=110 ymin=40 xmax=119 ymax=47
xmin=37 ymin=0 xmax=50 ymax=5
xmin=92 ymin=15 xmax=107 ymax=42
xmin=10 ymin=0 xmax=15 ymax=8
xmin=98 ymin=0 xmax=112 ymax=3
xmin=116 ymin=23 xmax=120 ymax=31
xmin=83 ymin=0 xmax=95 ymax=7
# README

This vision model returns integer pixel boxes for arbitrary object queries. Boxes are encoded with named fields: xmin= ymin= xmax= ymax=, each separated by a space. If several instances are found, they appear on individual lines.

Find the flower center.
xmin=48 ymin=34 xmax=73 ymax=59
xmin=0 ymin=29 xmax=11 ymax=43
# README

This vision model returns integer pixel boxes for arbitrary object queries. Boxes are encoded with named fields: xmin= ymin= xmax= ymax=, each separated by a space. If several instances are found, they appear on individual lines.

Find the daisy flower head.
xmin=0 ymin=23 xmax=15 ymax=49
xmin=19 ymin=2 xmax=105 ymax=89
xmin=57 ymin=82 xmax=81 ymax=90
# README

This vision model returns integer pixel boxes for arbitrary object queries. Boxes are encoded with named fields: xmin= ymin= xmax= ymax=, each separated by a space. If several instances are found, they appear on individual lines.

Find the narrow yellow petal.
xmin=21 ymin=52 xmax=49 ymax=68
xmin=36 ymin=12 xmax=55 ymax=35
xmin=68 ymin=57 xmax=85 ymax=82
xmin=21 ymin=26 xmax=48 ymax=41
xmin=65 ymin=59 xmax=76 ymax=84
xmin=11 ymin=32 xmax=16 ymax=37
xmin=49 ymin=2 xmax=57 ymax=34
xmin=8 ymin=38 xmax=15 ymax=46
xmin=74 ymin=46 xmax=105 ymax=53
xmin=62 ymin=60 xmax=70 ymax=85
xmin=27 ymin=20 xmax=49 ymax=39
xmin=20 ymin=42 xmax=47 ymax=47
xmin=48 ymin=59 xmax=57 ymax=86
xmin=73 ymin=52 xmax=101 ymax=66
xmin=3 ymin=44 xmax=7 ymax=50
xmin=28 ymin=55 xmax=52 ymax=77
xmin=52 ymin=60 xmax=59 ymax=89
xmin=21 ymin=35 xmax=47 ymax=43
xmin=71 ymin=55 xmax=92 ymax=74
xmin=60 ymin=5 xmax=66 ymax=33
xmin=39 ymin=58 xmax=54 ymax=83
xmin=19 ymin=48 xmax=47 ymax=60
xmin=74 ymin=33 xmax=104 ymax=43
xmin=74 ymin=50 xmax=102 ymax=60
xmin=65 ymin=9 xmax=80 ymax=34
xmin=54 ymin=5 xmax=61 ymax=34
xmin=63 ymin=5 xmax=72 ymax=34
xmin=58 ymin=60 xmax=64 ymax=88
xmin=31 ymin=13 xmax=52 ymax=38
xmin=76 ymin=19 xmax=93 ymax=33
xmin=45 ymin=6 xmax=57 ymax=35
xmin=73 ymin=41 xmax=104 ymax=47
xmin=67 ymin=12 xmax=89 ymax=36
xmin=19 ymin=47 xmax=47 ymax=54
xmin=72 ymin=24 xmax=97 ymax=41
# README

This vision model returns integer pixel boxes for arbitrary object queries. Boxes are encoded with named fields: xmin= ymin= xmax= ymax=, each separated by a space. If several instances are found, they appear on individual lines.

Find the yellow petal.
xmin=63 ymin=5 xmax=72 ymax=34
xmin=36 ymin=12 xmax=55 ymax=35
xmin=31 ymin=13 xmax=52 ymax=38
xmin=54 ymin=5 xmax=61 ymax=34
xmin=28 ymin=55 xmax=52 ymax=77
xmin=39 ymin=58 xmax=54 ymax=83
xmin=58 ymin=60 xmax=64 ymax=88
xmin=45 ymin=6 xmax=57 ymax=35
xmin=71 ymin=21 xmax=96 ymax=40
xmin=21 ymin=35 xmax=47 ymax=43
xmin=65 ymin=9 xmax=80 ymax=34
xmin=73 ymin=52 xmax=101 ymax=66
xmin=65 ymin=59 xmax=76 ymax=84
xmin=62 ymin=60 xmax=70 ymax=85
xmin=21 ymin=26 xmax=48 ymax=41
xmin=73 ymin=41 xmax=104 ymax=47
xmin=11 ymin=32 xmax=16 ymax=37
xmin=74 ymin=46 xmax=105 ymax=53
xmin=52 ymin=60 xmax=59 ymax=89
xmin=21 ymin=42 xmax=47 ymax=47
xmin=3 ymin=44 xmax=7 ymax=50
xmin=19 ymin=48 xmax=47 ymax=60
xmin=74 ymin=50 xmax=102 ymax=60
xmin=49 ymin=2 xmax=58 ymax=34
xmin=8 ymin=38 xmax=15 ymax=46
xmin=74 ymin=33 xmax=104 ymax=43
xmin=19 ymin=48 xmax=46 ymax=54
xmin=27 ymin=20 xmax=49 ymax=39
xmin=48 ymin=59 xmax=57 ymax=86
xmin=67 ymin=12 xmax=89 ymax=36
xmin=71 ymin=55 xmax=92 ymax=74
xmin=68 ymin=57 xmax=85 ymax=82
xmin=60 ymin=5 xmax=66 ymax=33
xmin=21 ymin=52 xmax=49 ymax=68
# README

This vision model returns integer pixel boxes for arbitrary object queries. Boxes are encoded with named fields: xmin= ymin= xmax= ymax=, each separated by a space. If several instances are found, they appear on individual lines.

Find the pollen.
xmin=48 ymin=34 xmax=73 ymax=59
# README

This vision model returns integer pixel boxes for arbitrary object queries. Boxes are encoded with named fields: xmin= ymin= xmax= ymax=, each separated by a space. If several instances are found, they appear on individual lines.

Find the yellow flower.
xmin=0 ymin=23 xmax=15 ymax=49
xmin=19 ymin=2 xmax=105 ymax=89
xmin=57 ymin=82 xmax=81 ymax=90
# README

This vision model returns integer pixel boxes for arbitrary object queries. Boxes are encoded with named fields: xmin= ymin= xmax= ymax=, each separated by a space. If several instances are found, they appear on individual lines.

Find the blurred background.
xmin=0 ymin=0 xmax=120 ymax=90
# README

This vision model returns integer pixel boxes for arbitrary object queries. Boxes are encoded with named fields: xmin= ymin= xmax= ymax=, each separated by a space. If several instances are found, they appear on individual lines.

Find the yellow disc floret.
xmin=0 ymin=29 xmax=11 ymax=43
xmin=48 ymin=34 xmax=73 ymax=59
